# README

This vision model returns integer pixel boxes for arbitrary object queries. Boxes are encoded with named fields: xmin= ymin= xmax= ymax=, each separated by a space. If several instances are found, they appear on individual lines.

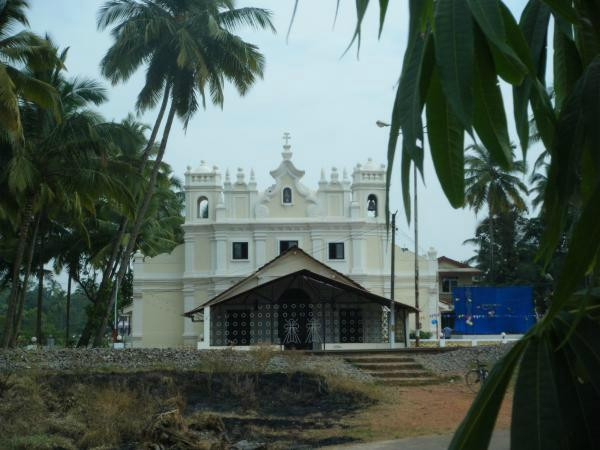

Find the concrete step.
xmin=377 ymin=377 xmax=440 ymax=386
xmin=353 ymin=363 xmax=423 ymax=371
xmin=345 ymin=357 xmax=416 ymax=364
xmin=369 ymin=371 xmax=432 ymax=379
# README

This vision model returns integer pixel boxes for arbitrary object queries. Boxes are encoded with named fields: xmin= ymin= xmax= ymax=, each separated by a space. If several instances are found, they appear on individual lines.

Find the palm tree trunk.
xmin=92 ymin=100 xmax=177 ymax=347
xmin=11 ymin=213 xmax=41 ymax=346
xmin=35 ymin=232 xmax=45 ymax=344
xmin=78 ymin=85 xmax=171 ymax=348
xmin=65 ymin=270 xmax=72 ymax=346
xmin=1 ymin=198 xmax=34 ymax=348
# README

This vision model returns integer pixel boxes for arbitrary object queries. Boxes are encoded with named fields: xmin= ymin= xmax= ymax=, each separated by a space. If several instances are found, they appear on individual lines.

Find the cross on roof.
xmin=283 ymin=132 xmax=291 ymax=146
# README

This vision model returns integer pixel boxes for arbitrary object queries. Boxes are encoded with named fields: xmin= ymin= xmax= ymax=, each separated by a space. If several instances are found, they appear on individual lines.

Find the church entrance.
xmin=277 ymin=289 xmax=313 ymax=350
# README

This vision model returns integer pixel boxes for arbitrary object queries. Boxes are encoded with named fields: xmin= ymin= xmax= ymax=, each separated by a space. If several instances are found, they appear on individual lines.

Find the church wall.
xmin=141 ymin=290 xmax=184 ymax=348
xmin=265 ymin=175 xmax=309 ymax=218
xmin=141 ymin=244 xmax=185 ymax=274
xmin=194 ymin=238 xmax=211 ymax=272
xmin=365 ymin=235 xmax=383 ymax=270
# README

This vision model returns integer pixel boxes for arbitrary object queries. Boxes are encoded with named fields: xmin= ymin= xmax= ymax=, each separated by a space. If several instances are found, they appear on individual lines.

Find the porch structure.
xmin=185 ymin=264 xmax=417 ymax=350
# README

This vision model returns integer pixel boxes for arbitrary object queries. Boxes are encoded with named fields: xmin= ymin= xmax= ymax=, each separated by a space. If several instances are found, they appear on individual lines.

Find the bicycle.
xmin=465 ymin=359 xmax=489 ymax=393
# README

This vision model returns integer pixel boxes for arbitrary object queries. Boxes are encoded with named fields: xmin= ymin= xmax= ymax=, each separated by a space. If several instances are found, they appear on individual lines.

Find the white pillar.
xmin=130 ymin=292 xmax=143 ymax=347
xmin=254 ymin=231 xmax=267 ymax=268
xmin=182 ymin=286 xmax=197 ymax=346
xmin=184 ymin=236 xmax=195 ymax=277
xmin=214 ymin=232 xmax=227 ymax=275
xmin=197 ymin=305 xmax=211 ymax=349
xmin=351 ymin=232 xmax=364 ymax=273
xmin=311 ymin=232 xmax=324 ymax=261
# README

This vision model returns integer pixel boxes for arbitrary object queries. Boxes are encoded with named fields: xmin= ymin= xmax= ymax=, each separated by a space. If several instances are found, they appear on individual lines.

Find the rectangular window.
xmin=279 ymin=240 xmax=298 ymax=254
xmin=442 ymin=277 xmax=459 ymax=293
xmin=232 ymin=242 xmax=248 ymax=260
xmin=328 ymin=242 xmax=345 ymax=260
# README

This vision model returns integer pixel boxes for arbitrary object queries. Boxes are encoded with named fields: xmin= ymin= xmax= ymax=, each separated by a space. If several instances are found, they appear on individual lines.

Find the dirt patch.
xmin=328 ymin=382 xmax=513 ymax=443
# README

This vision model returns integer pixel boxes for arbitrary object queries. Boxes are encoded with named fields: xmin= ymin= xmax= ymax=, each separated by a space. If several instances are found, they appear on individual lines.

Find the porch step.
xmin=381 ymin=377 xmax=440 ymax=386
xmin=353 ymin=363 xmax=423 ymax=371
xmin=369 ymin=371 xmax=432 ymax=379
xmin=344 ymin=353 xmax=443 ymax=386
xmin=345 ymin=357 xmax=416 ymax=364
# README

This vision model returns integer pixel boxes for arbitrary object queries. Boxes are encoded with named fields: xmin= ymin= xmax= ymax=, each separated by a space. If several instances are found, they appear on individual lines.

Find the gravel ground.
xmin=413 ymin=344 xmax=514 ymax=376
xmin=0 ymin=348 xmax=372 ymax=382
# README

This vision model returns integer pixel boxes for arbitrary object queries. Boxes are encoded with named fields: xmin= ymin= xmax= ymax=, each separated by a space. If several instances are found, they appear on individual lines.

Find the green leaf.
xmin=512 ymin=0 xmax=550 ymax=153
xmin=425 ymin=70 xmax=465 ymax=208
xmin=395 ymin=25 xmax=432 ymax=167
xmin=449 ymin=338 xmax=528 ymax=449
xmin=467 ymin=0 xmax=505 ymax=44
xmin=467 ymin=0 xmax=527 ymax=84
xmin=511 ymin=337 xmax=565 ymax=450
xmin=343 ymin=0 xmax=370 ymax=56
xmin=400 ymin=143 xmax=412 ymax=223
xmin=553 ymin=21 xmax=582 ymax=112
xmin=541 ymin=0 xmax=579 ymax=24
xmin=386 ymin=0 xmax=432 ymax=222
xmin=581 ymin=56 xmax=600 ymax=160
xmin=551 ymin=314 xmax=600 ymax=446
xmin=472 ymin=31 xmax=512 ymax=168
xmin=433 ymin=0 xmax=474 ymax=130
xmin=529 ymin=79 xmax=555 ymax=150
xmin=378 ymin=0 xmax=389 ymax=38
xmin=556 ymin=314 xmax=600 ymax=395
xmin=548 ymin=183 xmax=600 ymax=318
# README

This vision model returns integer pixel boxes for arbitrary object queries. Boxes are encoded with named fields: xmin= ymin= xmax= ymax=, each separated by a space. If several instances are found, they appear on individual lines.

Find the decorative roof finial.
xmin=282 ymin=131 xmax=292 ymax=161
xmin=250 ymin=168 xmax=255 ymax=182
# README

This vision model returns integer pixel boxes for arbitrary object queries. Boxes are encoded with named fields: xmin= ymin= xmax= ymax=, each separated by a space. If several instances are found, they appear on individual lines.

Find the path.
xmin=324 ymin=429 xmax=509 ymax=449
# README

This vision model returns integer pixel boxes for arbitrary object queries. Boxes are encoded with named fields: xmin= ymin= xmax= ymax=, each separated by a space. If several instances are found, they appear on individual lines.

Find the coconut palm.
xmin=0 ymin=0 xmax=57 ymax=139
xmin=0 ymin=37 xmax=139 ymax=347
xmin=87 ymin=0 xmax=274 ymax=346
xmin=530 ymin=151 xmax=549 ymax=212
xmin=464 ymin=143 xmax=529 ymax=283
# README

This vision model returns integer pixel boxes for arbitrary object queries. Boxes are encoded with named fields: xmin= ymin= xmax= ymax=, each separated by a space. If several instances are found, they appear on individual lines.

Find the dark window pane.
xmin=328 ymin=242 xmax=344 ymax=260
xmin=279 ymin=240 xmax=298 ymax=254
xmin=233 ymin=242 xmax=248 ymax=260
xmin=283 ymin=187 xmax=292 ymax=204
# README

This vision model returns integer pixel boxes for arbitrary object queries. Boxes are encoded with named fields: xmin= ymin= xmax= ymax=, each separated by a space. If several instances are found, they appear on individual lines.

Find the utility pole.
xmin=390 ymin=211 xmax=397 ymax=348
xmin=414 ymin=164 xmax=421 ymax=347
xmin=113 ymin=277 xmax=119 ymax=343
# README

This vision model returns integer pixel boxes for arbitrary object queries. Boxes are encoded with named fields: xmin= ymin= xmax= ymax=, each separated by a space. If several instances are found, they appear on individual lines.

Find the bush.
xmin=409 ymin=330 xmax=433 ymax=339
xmin=76 ymin=384 xmax=159 ymax=448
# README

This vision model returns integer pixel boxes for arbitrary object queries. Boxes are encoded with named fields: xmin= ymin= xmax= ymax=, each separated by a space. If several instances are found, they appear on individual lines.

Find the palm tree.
xmin=464 ymin=143 xmax=528 ymax=283
xmin=87 ymin=0 xmax=275 ymax=346
xmin=0 ymin=0 xmax=57 ymax=139
xmin=530 ymin=151 xmax=549 ymax=212
xmin=1 ymin=37 xmax=139 ymax=347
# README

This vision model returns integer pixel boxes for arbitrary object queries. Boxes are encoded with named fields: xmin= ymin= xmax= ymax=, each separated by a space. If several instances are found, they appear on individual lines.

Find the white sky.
xmin=28 ymin=0 xmax=539 ymax=262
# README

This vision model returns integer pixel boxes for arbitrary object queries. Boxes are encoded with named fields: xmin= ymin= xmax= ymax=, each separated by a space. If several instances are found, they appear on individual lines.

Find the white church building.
xmin=128 ymin=136 xmax=440 ymax=349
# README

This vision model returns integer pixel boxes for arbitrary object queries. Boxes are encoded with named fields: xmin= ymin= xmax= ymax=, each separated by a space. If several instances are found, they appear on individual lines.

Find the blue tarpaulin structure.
xmin=452 ymin=286 xmax=536 ymax=334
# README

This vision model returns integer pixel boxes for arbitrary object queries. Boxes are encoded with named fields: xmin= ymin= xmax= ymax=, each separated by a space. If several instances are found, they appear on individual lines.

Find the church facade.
xmin=129 ymin=136 xmax=440 ymax=348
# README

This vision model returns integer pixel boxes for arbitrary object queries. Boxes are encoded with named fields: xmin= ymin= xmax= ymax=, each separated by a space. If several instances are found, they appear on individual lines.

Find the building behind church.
xmin=128 ymin=137 xmax=440 ymax=348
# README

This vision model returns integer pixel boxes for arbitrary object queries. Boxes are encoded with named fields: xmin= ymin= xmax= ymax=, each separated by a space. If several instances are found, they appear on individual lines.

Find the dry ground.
xmin=270 ymin=381 xmax=513 ymax=446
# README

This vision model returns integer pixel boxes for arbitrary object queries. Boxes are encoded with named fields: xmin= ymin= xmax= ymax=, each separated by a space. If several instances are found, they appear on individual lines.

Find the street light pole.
xmin=414 ymin=163 xmax=420 ymax=347
xmin=390 ymin=211 xmax=397 ymax=348
xmin=376 ymin=120 xmax=420 ymax=347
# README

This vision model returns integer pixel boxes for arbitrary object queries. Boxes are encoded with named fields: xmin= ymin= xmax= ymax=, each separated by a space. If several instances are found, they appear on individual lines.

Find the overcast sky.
xmin=28 ymin=0 xmax=538 ymax=262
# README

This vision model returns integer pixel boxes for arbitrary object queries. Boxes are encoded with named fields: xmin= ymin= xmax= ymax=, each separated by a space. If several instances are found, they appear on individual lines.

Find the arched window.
xmin=367 ymin=194 xmax=378 ymax=217
xmin=197 ymin=196 xmax=209 ymax=219
xmin=282 ymin=187 xmax=292 ymax=204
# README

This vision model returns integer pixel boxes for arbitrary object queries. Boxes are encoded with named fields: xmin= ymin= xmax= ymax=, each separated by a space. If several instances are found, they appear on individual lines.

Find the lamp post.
xmin=376 ymin=121 xmax=421 ymax=347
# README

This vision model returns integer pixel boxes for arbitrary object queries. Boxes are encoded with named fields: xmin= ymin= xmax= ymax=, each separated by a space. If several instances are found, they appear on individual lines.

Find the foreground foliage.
xmin=289 ymin=0 xmax=600 ymax=448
